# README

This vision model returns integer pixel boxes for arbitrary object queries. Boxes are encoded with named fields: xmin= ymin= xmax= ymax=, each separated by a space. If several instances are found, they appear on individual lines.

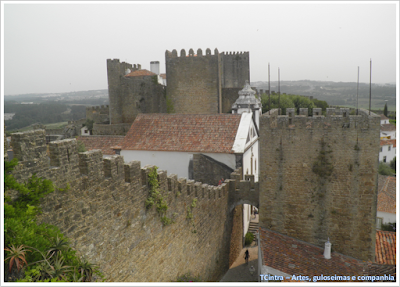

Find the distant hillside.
xmin=4 ymin=89 xmax=109 ymax=106
xmin=251 ymin=80 xmax=396 ymax=111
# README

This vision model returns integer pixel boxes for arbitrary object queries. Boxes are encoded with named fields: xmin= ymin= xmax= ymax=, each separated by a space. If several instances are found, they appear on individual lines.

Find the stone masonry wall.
xmin=165 ymin=48 xmax=222 ymax=114
xmin=193 ymin=153 xmax=234 ymax=186
xmin=221 ymin=88 xmax=242 ymax=113
xmin=220 ymin=52 xmax=250 ymax=89
xmin=259 ymin=108 xmax=380 ymax=261
xmin=8 ymin=130 xmax=257 ymax=282
xmin=119 ymin=76 xmax=166 ymax=124
xmin=86 ymin=105 xmax=110 ymax=124
xmin=92 ymin=123 xmax=131 ymax=136
xmin=229 ymin=204 xmax=243 ymax=267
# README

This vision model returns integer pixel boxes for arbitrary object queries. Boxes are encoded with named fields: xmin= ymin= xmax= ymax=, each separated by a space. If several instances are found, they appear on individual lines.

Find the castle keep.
xmin=165 ymin=48 xmax=250 ymax=114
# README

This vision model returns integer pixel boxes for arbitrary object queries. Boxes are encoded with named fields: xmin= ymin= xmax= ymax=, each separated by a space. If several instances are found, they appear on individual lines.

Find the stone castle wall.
xmin=193 ymin=154 xmax=234 ymax=186
xmin=106 ymin=59 xmax=165 ymax=126
xmin=86 ymin=105 xmax=110 ymax=124
xmin=220 ymin=52 xmax=250 ymax=89
xmin=259 ymin=108 xmax=380 ymax=261
xmin=8 ymin=130 xmax=256 ymax=282
xmin=165 ymin=48 xmax=222 ymax=114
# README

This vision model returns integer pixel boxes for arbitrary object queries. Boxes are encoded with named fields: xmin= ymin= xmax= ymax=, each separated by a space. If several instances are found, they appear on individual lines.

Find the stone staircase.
xmin=248 ymin=221 xmax=258 ymax=242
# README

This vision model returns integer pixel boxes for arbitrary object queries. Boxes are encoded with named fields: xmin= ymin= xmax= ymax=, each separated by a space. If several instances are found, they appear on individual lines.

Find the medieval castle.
xmin=4 ymin=48 xmax=384 ymax=281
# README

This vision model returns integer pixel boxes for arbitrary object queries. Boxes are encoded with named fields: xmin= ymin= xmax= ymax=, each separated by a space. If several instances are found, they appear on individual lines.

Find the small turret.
xmin=231 ymin=81 xmax=262 ymax=128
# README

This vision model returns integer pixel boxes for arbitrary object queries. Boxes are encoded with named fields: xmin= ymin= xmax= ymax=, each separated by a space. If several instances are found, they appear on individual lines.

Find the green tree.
xmin=390 ymin=157 xmax=396 ymax=172
xmin=378 ymin=162 xmax=394 ymax=176
xmin=383 ymin=102 xmax=388 ymax=117
xmin=261 ymin=93 xmax=295 ymax=115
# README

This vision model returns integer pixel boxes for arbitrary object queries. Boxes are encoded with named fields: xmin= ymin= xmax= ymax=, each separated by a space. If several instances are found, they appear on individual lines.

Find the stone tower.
xmin=165 ymin=48 xmax=250 ymax=114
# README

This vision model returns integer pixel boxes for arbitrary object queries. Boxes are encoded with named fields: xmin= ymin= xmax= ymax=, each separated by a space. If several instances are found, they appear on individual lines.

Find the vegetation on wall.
xmin=4 ymin=159 xmax=104 ymax=282
xmin=245 ymin=232 xmax=254 ymax=246
xmin=145 ymin=166 xmax=174 ymax=226
xmin=312 ymin=140 xmax=334 ymax=178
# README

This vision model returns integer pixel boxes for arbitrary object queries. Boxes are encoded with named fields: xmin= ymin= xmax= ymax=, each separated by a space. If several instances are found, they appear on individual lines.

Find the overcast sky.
xmin=2 ymin=1 xmax=398 ymax=95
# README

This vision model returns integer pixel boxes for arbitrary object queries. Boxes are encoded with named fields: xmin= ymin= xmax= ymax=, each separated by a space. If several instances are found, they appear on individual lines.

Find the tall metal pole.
xmin=268 ymin=63 xmax=271 ymax=115
xmin=369 ymin=59 xmax=372 ymax=115
xmin=356 ymin=66 xmax=359 ymax=115
xmin=278 ymin=67 xmax=280 ymax=115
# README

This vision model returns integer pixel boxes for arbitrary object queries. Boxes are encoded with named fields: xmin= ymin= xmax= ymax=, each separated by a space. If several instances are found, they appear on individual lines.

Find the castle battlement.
xmin=165 ymin=48 xmax=219 ymax=58
xmin=263 ymin=108 xmax=380 ymax=130
xmin=9 ymin=130 xmax=257 ymax=208
xmin=86 ymin=105 xmax=109 ymax=112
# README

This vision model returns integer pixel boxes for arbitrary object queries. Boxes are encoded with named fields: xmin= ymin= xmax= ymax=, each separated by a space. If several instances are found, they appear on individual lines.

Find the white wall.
xmin=120 ymin=150 xmax=236 ymax=180
xmin=380 ymin=130 xmax=396 ymax=139
xmin=243 ymin=140 xmax=259 ymax=182
xmin=379 ymin=144 xmax=396 ymax=163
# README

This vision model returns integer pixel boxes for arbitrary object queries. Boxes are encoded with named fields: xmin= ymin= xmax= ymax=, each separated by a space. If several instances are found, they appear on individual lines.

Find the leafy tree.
xmin=261 ymin=93 xmax=295 ymax=115
xmin=378 ymin=162 xmax=394 ymax=176
xmin=390 ymin=157 xmax=396 ymax=172
xmin=383 ymin=102 xmax=388 ymax=117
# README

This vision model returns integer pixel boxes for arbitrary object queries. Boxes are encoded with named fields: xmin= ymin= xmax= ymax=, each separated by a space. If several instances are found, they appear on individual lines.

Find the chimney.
xmin=150 ymin=61 xmax=160 ymax=75
xmin=323 ymin=238 xmax=331 ymax=259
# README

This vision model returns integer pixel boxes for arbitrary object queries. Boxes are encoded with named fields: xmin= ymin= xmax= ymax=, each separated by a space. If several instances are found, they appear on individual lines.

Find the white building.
xmin=118 ymin=112 xmax=259 ymax=182
xmin=379 ymin=139 xmax=396 ymax=163
xmin=380 ymin=114 xmax=396 ymax=140
xmin=376 ymin=175 xmax=396 ymax=229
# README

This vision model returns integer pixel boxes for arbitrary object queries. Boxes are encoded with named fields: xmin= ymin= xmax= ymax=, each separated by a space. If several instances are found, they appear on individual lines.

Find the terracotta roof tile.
xmin=380 ymin=139 xmax=396 ymax=148
xmin=120 ymin=114 xmax=241 ymax=153
xmin=375 ymin=231 xmax=396 ymax=265
xmin=76 ymin=136 xmax=125 ymax=155
xmin=377 ymin=175 xmax=396 ymax=213
xmin=381 ymin=123 xmax=396 ymax=132
xmin=159 ymin=73 xmax=166 ymax=79
xmin=259 ymin=228 xmax=396 ymax=281
xmin=125 ymin=69 xmax=156 ymax=77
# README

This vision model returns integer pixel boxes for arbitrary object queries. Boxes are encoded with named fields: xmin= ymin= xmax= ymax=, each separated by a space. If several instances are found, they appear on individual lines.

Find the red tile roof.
xmin=380 ymin=114 xmax=389 ymax=120
xmin=375 ymin=231 xmax=396 ymax=265
xmin=259 ymin=227 xmax=396 ymax=281
xmin=381 ymin=123 xmax=396 ymax=132
xmin=76 ymin=136 xmax=125 ymax=155
xmin=120 ymin=113 xmax=241 ymax=153
xmin=125 ymin=69 xmax=156 ymax=77
xmin=377 ymin=175 xmax=396 ymax=214
xmin=380 ymin=139 xmax=396 ymax=148
xmin=159 ymin=73 xmax=166 ymax=79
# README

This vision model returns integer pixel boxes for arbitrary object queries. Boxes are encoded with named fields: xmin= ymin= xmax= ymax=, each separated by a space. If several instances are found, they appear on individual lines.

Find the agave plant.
xmin=77 ymin=257 xmax=98 ymax=282
xmin=42 ymin=254 xmax=72 ymax=280
xmin=4 ymin=244 xmax=31 ymax=273
xmin=46 ymin=235 xmax=69 ymax=258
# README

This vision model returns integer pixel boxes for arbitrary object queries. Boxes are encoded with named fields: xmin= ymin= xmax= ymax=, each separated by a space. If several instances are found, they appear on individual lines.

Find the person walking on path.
xmin=244 ymin=249 xmax=250 ymax=264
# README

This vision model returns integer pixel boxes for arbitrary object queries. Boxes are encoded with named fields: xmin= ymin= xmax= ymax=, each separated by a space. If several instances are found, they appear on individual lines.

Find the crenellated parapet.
xmin=263 ymin=107 xmax=380 ymax=130
xmin=8 ymin=130 xmax=256 ymax=210
xmin=165 ymin=48 xmax=220 ymax=58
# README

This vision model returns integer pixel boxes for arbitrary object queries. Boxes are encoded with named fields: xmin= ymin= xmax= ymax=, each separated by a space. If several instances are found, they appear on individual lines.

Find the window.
xmin=376 ymin=217 xmax=383 ymax=229
xmin=380 ymin=147 xmax=383 ymax=152
xmin=388 ymin=146 xmax=391 ymax=151
xmin=383 ymin=156 xmax=387 ymax=163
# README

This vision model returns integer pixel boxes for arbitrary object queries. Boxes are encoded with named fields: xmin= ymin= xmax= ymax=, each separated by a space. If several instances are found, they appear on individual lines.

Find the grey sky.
xmin=2 ymin=1 xmax=398 ymax=95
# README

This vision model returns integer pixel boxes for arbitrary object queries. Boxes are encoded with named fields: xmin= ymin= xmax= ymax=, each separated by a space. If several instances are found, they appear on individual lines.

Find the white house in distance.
xmin=380 ymin=114 xmax=396 ymax=140
xmin=376 ymin=175 xmax=396 ymax=229
xmin=379 ymin=139 xmax=396 ymax=163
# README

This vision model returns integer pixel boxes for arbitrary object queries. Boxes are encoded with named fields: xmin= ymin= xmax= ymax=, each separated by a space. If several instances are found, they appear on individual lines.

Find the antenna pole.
xmin=357 ymin=66 xmax=359 ymax=115
xmin=369 ymin=59 xmax=372 ymax=115
xmin=278 ymin=68 xmax=280 ymax=115
xmin=268 ymin=63 xmax=271 ymax=115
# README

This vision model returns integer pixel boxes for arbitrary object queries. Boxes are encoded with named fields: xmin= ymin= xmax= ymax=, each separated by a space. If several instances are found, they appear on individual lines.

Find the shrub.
xmin=378 ymin=162 xmax=394 ymax=176
xmin=245 ymin=232 xmax=254 ymax=246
